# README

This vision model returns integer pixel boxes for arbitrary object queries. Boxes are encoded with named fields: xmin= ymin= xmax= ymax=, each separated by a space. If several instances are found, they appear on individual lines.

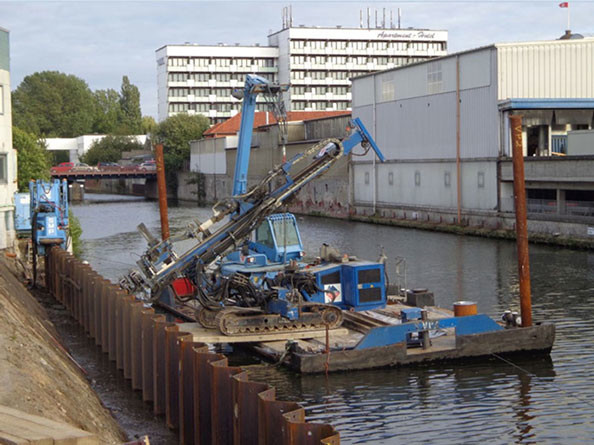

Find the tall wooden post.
xmin=155 ymin=144 xmax=170 ymax=241
xmin=509 ymin=115 xmax=532 ymax=327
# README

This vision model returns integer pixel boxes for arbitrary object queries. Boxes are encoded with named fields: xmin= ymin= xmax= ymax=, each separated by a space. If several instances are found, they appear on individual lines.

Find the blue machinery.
xmin=121 ymin=74 xmax=504 ymax=343
xmin=16 ymin=180 xmax=70 ymax=285
xmin=121 ymin=74 xmax=389 ymax=333
xmin=28 ymin=179 xmax=69 ymax=254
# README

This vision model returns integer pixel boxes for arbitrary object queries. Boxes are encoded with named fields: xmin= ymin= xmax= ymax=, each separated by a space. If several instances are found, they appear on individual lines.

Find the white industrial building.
xmin=0 ymin=26 xmax=16 ymax=250
xmin=156 ymin=10 xmax=447 ymax=123
xmin=156 ymin=45 xmax=279 ymax=124
xmin=45 ymin=134 xmax=148 ymax=162
xmin=351 ymin=37 xmax=594 ymax=238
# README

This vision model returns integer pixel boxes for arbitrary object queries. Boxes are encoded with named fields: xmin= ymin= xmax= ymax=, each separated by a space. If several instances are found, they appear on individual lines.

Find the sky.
xmin=1 ymin=0 xmax=592 ymax=119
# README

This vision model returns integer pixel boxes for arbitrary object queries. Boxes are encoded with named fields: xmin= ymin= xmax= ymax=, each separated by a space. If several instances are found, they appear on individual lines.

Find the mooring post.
xmin=155 ymin=143 xmax=170 ymax=241
xmin=509 ymin=114 xmax=532 ymax=328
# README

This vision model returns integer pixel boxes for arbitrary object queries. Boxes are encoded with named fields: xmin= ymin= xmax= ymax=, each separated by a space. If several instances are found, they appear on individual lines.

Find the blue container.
xmin=14 ymin=192 xmax=32 ymax=234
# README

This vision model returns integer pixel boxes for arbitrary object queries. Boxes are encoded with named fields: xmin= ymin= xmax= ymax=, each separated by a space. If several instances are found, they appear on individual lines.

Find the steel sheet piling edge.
xmin=258 ymin=389 xmax=300 ymax=445
xmin=107 ymin=286 xmax=117 ymax=361
xmin=179 ymin=340 xmax=206 ymax=445
xmin=193 ymin=351 xmax=225 ymax=445
xmin=130 ymin=302 xmax=144 ymax=390
xmin=210 ymin=359 xmax=243 ymax=444
xmin=232 ymin=372 xmax=269 ymax=445
xmin=45 ymin=248 xmax=341 ymax=445
xmin=154 ymin=319 xmax=175 ymax=415
xmin=165 ymin=326 xmax=190 ymax=430
xmin=122 ymin=297 xmax=134 ymax=379
xmin=141 ymin=309 xmax=157 ymax=402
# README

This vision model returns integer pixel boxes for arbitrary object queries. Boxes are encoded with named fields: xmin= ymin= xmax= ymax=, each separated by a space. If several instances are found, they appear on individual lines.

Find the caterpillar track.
xmin=198 ymin=304 xmax=343 ymax=336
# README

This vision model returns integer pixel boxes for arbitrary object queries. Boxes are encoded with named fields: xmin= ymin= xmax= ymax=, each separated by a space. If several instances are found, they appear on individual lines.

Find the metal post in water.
xmin=509 ymin=115 xmax=532 ymax=328
xmin=155 ymin=144 xmax=170 ymax=241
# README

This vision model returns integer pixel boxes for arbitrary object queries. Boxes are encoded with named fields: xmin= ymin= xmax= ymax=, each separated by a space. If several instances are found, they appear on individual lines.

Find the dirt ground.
xmin=0 ymin=254 xmax=126 ymax=444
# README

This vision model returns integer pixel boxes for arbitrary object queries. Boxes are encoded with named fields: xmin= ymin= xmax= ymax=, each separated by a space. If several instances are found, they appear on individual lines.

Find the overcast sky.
xmin=1 ymin=0 xmax=592 ymax=119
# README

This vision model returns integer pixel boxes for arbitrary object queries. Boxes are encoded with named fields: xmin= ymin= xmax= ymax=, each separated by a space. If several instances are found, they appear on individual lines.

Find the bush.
xmin=80 ymin=135 xmax=145 ymax=165
xmin=12 ymin=126 xmax=51 ymax=191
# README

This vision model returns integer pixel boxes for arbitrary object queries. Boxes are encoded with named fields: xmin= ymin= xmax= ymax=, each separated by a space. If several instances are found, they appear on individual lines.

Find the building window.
xmin=388 ymin=172 xmax=394 ymax=186
xmin=427 ymin=61 xmax=443 ymax=94
xmin=0 ymin=153 xmax=7 ymax=183
xmin=0 ymin=85 xmax=3 ymax=115
xmin=478 ymin=172 xmax=485 ymax=189
xmin=444 ymin=171 xmax=451 ymax=188
xmin=364 ymin=171 xmax=370 ymax=185
xmin=414 ymin=171 xmax=421 ymax=187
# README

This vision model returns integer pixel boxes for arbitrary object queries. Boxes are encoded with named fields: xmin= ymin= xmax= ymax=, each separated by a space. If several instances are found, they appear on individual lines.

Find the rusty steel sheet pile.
xmin=45 ymin=247 xmax=340 ymax=445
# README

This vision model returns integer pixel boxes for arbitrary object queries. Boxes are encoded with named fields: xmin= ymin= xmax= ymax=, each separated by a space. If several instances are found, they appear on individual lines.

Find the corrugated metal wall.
xmin=353 ymin=47 xmax=498 ymax=162
xmin=497 ymin=39 xmax=594 ymax=99
xmin=353 ymin=160 xmax=498 ymax=210
xmin=351 ymin=47 xmax=500 ymax=210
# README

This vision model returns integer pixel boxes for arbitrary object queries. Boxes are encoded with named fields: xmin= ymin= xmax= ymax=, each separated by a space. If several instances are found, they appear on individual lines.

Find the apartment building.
xmin=156 ymin=12 xmax=447 ymax=123
xmin=0 ymin=26 xmax=16 ymax=250
xmin=156 ymin=45 xmax=279 ymax=124
xmin=268 ymin=26 xmax=447 ymax=112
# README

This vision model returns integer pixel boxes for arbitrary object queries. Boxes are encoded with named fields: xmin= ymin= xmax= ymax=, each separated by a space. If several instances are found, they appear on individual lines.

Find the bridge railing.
xmin=45 ymin=247 xmax=340 ymax=445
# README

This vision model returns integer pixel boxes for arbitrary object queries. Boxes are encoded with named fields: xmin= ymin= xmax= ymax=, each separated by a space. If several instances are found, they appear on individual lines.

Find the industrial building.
xmin=184 ymin=112 xmax=352 ymax=210
xmin=351 ymin=37 xmax=594 ymax=240
xmin=156 ymin=9 xmax=447 ymax=123
xmin=0 ymin=26 xmax=16 ymax=250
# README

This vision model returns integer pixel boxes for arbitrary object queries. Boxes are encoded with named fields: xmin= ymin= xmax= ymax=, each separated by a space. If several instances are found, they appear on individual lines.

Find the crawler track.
xmin=213 ymin=304 xmax=343 ymax=336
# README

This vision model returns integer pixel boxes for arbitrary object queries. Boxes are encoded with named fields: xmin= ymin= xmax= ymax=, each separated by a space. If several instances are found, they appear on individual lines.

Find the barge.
xmin=176 ymin=295 xmax=555 ymax=374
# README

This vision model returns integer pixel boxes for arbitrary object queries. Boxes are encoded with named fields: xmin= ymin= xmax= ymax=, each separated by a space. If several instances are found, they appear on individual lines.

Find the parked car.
xmin=139 ymin=160 xmax=156 ymax=171
xmin=71 ymin=162 xmax=97 ymax=172
xmin=97 ymin=162 xmax=121 ymax=171
xmin=50 ymin=162 xmax=74 ymax=173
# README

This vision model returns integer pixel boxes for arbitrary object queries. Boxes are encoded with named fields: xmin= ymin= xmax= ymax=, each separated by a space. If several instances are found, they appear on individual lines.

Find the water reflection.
xmin=71 ymin=194 xmax=594 ymax=444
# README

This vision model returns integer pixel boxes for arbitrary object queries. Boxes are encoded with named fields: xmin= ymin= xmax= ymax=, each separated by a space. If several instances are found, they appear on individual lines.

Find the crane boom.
xmin=120 ymin=118 xmax=384 ymax=299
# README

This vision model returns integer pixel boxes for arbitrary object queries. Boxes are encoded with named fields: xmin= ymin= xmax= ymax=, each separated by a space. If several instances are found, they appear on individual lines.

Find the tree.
xmin=12 ymin=71 xmax=96 ymax=137
xmin=155 ymin=114 xmax=210 ymax=189
xmin=119 ymin=76 xmax=142 ymax=134
xmin=93 ymin=89 xmax=122 ymax=134
xmin=12 ymin=127 xmax=51 ymax=191
xmin=80 ymin=135 xmax=145 ymax=166
xmin=141 ymin=116 xmax=157 ymax=135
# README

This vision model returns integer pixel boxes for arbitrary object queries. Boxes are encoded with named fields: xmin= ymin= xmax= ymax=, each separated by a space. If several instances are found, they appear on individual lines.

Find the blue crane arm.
xmin=343 ymin=117 xmax=385 ymax=161
xmin=232 ymin=74 xmax=288 ymax=196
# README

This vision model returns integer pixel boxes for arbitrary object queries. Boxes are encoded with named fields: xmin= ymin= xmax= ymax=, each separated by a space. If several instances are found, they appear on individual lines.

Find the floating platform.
xmin=180 ymin=300 xmax=555 ymax=374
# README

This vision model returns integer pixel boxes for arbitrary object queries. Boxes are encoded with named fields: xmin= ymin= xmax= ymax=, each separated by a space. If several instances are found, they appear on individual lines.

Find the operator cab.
xmin=222 ymin=213 xmax=305 ymax=270
xmin=250 ymin=213 xmax=304 ymax=263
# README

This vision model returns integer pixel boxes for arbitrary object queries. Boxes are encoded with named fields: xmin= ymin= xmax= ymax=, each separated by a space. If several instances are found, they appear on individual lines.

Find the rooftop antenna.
xmin=282 ymin=6 xmax=286 ymax=28
xmin=367 ymin=7 xmax=370 ymax=29
xmin=398 ymin=8 xmax=402 ymax=29
xmin=382 ymin=8 xmax=386 ymax=28
xmin=375 ymin=9 xmax=378 ymax=28
xmin=390 ymin=9 xmax=394 ymax=28
xmin=289 ymin=4 xmax=293 ymax=27
xmin=360 ymin=9 xmax=363 ymax=28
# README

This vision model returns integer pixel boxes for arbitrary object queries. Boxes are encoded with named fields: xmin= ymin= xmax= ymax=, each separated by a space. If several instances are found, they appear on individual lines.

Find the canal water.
xmin=71 ymin=194 xmax=594 ymax=444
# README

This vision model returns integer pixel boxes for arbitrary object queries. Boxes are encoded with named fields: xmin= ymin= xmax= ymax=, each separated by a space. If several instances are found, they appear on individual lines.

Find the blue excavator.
xmin=120 ymin=75 xmax=387 ymax=335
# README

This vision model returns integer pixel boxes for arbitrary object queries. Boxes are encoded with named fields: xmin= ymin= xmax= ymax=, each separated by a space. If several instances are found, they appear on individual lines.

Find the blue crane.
xmin=121 ymin=75 xmax=386 ymax=334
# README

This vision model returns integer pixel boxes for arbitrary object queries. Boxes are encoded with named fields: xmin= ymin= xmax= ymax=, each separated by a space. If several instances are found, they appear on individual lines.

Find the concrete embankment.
xmin=0 ymin=255 xmax=126 ymax=444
